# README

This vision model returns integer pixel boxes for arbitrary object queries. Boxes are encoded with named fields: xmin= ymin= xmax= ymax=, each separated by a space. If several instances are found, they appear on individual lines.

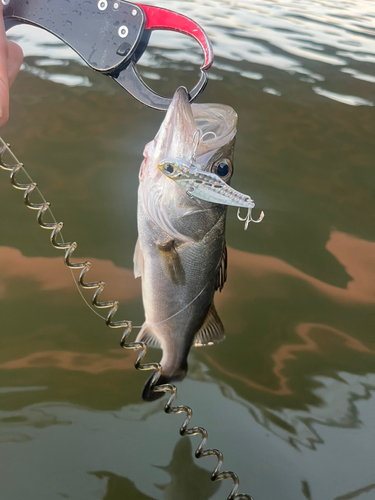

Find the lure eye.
xmin=164 ymin=164 xmax=175 ymax=174
xmin=211 ymin=158 xmax=232 ymax=181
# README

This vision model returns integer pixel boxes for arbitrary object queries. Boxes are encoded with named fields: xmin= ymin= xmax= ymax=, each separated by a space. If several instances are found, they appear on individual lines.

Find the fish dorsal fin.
xmin=157 ymin=240 xmax=186 ymax=286
xmin=135 ymin=325 xmax=161 ymax=349
xmin=133 ymin=237 xmax=144 ymax=279
xmin=194 ymin=303 xmax=225 ymax=347
xmin=215 ymin=243 xmax=227 ymax=292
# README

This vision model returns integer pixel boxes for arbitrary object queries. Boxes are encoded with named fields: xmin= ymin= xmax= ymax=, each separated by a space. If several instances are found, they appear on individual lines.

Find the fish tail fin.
xmin=142 ymin=366 xmax=188 ymax=402
xmin=137 ymin=323 xmax=189 ymax=401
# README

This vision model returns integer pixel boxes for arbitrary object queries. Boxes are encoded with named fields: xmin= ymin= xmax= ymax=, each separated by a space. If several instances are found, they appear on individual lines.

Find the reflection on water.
xmin=0 ymin=399 xmax=222 ymax=499
xmin=313 ymin=86 xmax=373 ymax=106
xmin=0 ymin=373 xmax=374 ymax=499
xmin=92 ymin=471 xmax=154 ymax=500
xmin=0 ymin=246 xmax=140 ymax=302
xmin=207 ymin=368 xmax=375 ymax=450
xmin=335 ymin=483 xmax=375 ymax=500
xmin=22 ymin=62 xmax=92 ymax=89
xmin=203 ymin=322 xmax=374 ymax=397
xmin=154 ymin=438 xmax=220 ymax=500
xmin=0 ymin=349 xmax=135 ymax=374
xmin=1 ymin=230 xmax=374 ymax=437
xmin=1 ymin=0 xmax=375 ymax=498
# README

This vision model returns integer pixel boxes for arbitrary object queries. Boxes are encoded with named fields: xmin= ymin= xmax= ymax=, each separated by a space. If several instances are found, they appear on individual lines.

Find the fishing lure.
xmin=158 ymin=158 xmax=264 ymax=229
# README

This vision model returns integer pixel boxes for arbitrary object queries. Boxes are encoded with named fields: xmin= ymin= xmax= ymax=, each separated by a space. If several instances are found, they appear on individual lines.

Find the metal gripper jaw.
xmin=3 ymin=0 xmax=214 ymax=110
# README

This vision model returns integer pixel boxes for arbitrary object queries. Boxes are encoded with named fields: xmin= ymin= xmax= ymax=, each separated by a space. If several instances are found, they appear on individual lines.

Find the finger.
xmin=7 ymin=40 xmax=23 ymax=87
xmin=0 ymin=82 xmax=8 ymax=128
xmin=0 ymin=5 xmax=9 ymax=128
xmin=0 ymin=3 xmax=8 ymax=81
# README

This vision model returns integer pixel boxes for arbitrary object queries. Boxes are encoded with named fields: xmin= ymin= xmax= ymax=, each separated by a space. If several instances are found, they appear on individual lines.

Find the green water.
xmin=1 ymin=1 xmax=375 ymax=499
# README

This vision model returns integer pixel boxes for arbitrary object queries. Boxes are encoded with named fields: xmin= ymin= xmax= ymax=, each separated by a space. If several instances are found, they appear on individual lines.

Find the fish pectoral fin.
xmin=157 ymin=240 xmax=186 ymax=286
xmin=133 ymin=237 xmax=144 ymax=279
xmin=135 ymin=325 xmax=161 ymax=349
xmin=194 ymin=303 xmax=226 ymax=347
xmin=215 ymin=242 xmax=227 ymax=292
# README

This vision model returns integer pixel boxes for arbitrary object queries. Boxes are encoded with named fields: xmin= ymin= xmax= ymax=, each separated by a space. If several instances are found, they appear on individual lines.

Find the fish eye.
xmin=211 ymin=158 xmax=232 ymax=181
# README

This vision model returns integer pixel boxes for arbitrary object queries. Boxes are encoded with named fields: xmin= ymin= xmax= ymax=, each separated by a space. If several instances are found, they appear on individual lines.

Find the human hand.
xmin=0 ymin=4 xmax=23 ymax=128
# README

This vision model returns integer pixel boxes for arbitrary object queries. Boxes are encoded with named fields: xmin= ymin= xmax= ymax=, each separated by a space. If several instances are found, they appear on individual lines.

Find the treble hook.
xmin=190 ymin=129 xmax=202 ymax=164
xmin=190 ymin=129 xmax=217 ymax=165
xmin=237 ymin=207 xmax=265 ymax=230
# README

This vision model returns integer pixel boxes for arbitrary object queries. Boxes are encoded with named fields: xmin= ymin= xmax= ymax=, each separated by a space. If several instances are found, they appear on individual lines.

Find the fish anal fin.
xmin=135 ymin=325 xmax=161 ymax=349
xmin=215 ymin=243 xmax=227 ymax=292
xmin=194 ymin=303 xmax=225 ymax=347
xmin=157 ymin=240 xmax=186 ymax=286
xmin=133 ymin=237 xmax=144 ymax=279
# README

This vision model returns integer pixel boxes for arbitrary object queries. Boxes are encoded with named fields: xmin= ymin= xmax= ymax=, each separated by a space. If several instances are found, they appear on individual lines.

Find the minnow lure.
xmin=158 ymin=159 xmax=264 ymax=229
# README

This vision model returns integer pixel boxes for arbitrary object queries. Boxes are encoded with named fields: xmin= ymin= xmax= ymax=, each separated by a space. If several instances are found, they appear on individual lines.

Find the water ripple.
xmin=7 ymin=0 xmax=375 ymax=106
xmin=313 ymin=86 xmax=374 ymax=106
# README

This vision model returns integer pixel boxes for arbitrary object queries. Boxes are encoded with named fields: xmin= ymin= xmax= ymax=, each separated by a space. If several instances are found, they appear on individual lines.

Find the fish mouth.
xmin=149 ymin=87 xmax=238 ymax=169
xmin=151 ymin=87 xmax=197 ymax=166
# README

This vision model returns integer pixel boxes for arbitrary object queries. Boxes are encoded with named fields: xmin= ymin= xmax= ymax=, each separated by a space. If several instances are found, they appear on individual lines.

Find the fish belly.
xmin=136 ymin=185 xmax=225 ymax=377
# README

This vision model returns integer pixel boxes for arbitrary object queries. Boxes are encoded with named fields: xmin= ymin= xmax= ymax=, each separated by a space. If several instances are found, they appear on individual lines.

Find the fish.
xmin=134 ymin=87 xmax=238 ymax=401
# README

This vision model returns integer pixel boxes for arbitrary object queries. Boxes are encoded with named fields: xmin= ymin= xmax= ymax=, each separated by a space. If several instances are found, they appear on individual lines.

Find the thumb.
xmin=7 ymin=40 xmax=23 ymax=87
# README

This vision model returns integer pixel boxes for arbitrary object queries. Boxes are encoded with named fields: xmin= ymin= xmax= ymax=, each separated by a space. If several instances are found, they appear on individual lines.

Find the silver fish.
xmin=134 ymin=87 xmax=237 ymax=401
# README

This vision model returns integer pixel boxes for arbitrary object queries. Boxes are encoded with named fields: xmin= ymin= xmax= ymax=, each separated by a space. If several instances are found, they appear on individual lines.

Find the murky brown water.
xmin=1 ymin=1 xmax=375 ymax=499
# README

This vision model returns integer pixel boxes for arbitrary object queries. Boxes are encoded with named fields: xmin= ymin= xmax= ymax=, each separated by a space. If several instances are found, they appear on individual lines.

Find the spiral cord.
xmin=0 ymin=137 xmax=254 ymax=500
